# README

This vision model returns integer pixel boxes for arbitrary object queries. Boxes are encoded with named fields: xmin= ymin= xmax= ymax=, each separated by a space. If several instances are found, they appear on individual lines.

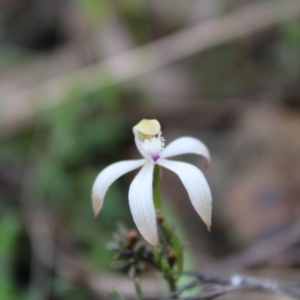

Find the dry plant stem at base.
xmin=161 ymin=280 xmax=199 ymax=300
xmin=176 ymin=272 xmax=300 ymax=300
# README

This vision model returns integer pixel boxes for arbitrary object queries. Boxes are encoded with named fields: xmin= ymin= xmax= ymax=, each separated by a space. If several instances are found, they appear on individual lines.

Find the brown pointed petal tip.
xmin=204 ymin=159 xmax=211 ymax=170
xmin=92 ymin=199 xmax=101 ymax=218
xmin=203 ymin=218 xmax=211 ymax=231
xmin=206 ymin=222 xmax=211 ymax=231
xmin=144 ymin=236 xmax=157 ymax=248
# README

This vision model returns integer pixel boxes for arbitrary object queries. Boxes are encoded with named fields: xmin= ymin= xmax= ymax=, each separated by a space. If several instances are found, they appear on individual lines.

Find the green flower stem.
xmin=152 ymin=164 xmax=184 ymax=295
xmin=153 ymin=164 xmax=162 ymax=211
xmin=134 ymin=278 xmax=143 ymax=300
xmin=160 ymin=220 xmax=183 ymax=279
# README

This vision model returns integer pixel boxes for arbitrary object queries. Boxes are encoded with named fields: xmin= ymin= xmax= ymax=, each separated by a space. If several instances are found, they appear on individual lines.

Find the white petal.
xmin=129 ymin=163 xmax=157 ymax=246
xmin=92 ymin=159 xmax=145 ymax=216
xmin=158 ymin=159 xmax=212 ymax=229
xmin=134 ymin=138 xmax=147 ymax=159
xmin=162 ymin=137 xmax=211 ymax=168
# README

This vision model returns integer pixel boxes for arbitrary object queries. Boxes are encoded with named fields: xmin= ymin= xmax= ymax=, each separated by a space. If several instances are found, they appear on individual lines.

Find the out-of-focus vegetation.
xmin=1 ymin=0 xmax=300 ymax=299
xmin=0 ymin=85 xmax=136 ymax=298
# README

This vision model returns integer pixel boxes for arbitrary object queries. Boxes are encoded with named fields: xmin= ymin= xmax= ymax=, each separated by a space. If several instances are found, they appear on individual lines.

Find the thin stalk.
xmin=153 ymin=164 xmax=162 ymax=211
xmin=134 ymin=278 xmax=143 ymax=300
xmin=169 ymin=280 xmax=178 ymax=295
xmin=152 ymin=164 xmax=181 ymax=296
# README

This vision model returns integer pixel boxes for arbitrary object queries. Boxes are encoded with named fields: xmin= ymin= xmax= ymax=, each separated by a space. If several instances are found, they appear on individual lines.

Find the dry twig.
xmin=168 ymin=272 xmax=300 ymax=300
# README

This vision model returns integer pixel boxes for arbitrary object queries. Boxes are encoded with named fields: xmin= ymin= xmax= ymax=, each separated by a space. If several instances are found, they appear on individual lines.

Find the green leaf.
xmin=109 ymin=288 xmax=126 ymax=300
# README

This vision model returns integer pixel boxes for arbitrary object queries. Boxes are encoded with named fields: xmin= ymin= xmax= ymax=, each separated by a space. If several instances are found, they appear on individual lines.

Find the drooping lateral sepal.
xmin=92 ymin=159 xmax=145 ymax=217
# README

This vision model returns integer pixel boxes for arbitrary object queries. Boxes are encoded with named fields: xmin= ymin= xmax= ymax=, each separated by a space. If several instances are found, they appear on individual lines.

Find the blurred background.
xmin=1 ymin=0 xmax=300 ymax=299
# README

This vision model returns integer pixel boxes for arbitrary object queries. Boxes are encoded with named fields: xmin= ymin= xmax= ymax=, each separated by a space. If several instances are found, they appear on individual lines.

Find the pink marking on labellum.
xmin=151 ymin=154 xmax=160 ymax=163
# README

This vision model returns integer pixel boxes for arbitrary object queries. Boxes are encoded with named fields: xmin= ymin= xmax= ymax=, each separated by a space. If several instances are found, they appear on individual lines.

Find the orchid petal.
xmin=158 ymin=159 xmax=212 ymax=229
xmin=129 ymin=163 xmax=157 ymax=246
xmin=92 ymin=159 xmax=145 ymax=217
xmin=134 ymin=138 xmax=146 ymax=159
xmin=162 ymin=137 xmax=211 ymax=168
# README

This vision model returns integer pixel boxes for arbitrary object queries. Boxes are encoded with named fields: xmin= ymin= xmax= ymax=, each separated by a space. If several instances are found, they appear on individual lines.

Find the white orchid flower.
xmin=92 ymin=119 xmax=212 ymax=246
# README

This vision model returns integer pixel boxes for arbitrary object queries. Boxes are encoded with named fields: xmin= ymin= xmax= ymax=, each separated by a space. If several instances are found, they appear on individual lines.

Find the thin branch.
xmin=182 ymin=286 xmax=236 ymax=300
xmin=177 ymin=272 xmax=300 ymax=300
xmin=161 ymin=280 xmax=199 ymax=300
xmin=2 ymin=0 xmax=300 ymax=136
